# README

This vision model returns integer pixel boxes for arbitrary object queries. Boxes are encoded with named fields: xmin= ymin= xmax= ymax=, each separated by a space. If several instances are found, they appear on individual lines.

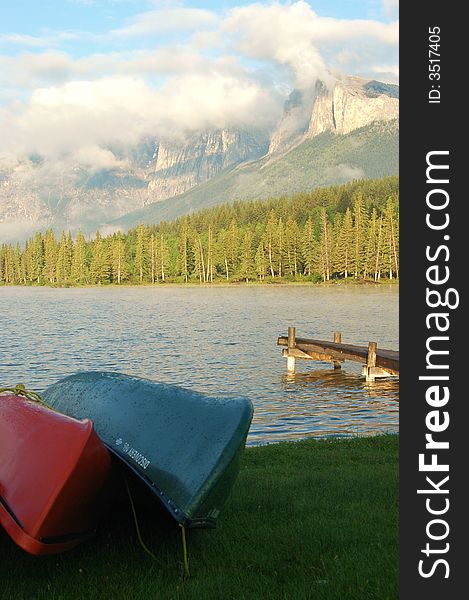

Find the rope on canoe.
xmin=123 ymin=473 xmax=158 ymax=562
xmin=179 ymin=523 xmax=190 ymax=578
xmin=0 ymin=384 xmax=49 ymax=408
xmin=123 ymin=473 xmax=190 ymax=578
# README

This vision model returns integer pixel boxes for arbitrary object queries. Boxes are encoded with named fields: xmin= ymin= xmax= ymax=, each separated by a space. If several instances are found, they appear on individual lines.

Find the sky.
xmin=0 ymin=0 xmax=399 ymax=168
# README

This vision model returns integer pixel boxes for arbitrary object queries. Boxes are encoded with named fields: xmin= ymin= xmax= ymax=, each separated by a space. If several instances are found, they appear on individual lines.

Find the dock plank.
xmin=277 ymin=336 xmax=399 ymax=374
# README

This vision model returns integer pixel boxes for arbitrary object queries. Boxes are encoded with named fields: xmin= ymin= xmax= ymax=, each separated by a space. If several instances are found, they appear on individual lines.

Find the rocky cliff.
xmin=268 ymin=75 xmax=399 ymax=156
xmin=147 ymin=129 xmax=269 ymax=201
xmin=308 ymin=77 xmax=399 ymax=136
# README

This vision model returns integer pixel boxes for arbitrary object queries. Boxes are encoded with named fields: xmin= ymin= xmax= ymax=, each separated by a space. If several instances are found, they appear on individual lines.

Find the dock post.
xmin=287 ymin=326 xmax=296 ymax=373
xmin=333 ymin=332 xmax=342 ymax=369
xmin=365 ymin=341 xmax=377 ymax=382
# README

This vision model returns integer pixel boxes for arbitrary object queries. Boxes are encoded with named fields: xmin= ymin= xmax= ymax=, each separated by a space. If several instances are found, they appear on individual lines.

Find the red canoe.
xmin=0 ymin=394 xmax=112 ymax=555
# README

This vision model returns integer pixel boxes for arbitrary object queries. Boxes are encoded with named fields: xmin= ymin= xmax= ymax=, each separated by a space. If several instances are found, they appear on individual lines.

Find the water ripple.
xmin=0 ymin=285 xmax=399 ymax=445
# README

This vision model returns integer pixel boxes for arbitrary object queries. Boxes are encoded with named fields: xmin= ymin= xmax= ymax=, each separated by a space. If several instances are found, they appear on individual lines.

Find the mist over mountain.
xmin=0 ymin=74 xmax=398 ymax=241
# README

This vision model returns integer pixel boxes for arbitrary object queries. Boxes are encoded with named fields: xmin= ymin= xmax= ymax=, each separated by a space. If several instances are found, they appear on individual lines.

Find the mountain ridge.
xmin=0 ymin=74 xmax=399 ymax=241
xmin=111 ymin=120 xmax=398 ymax=229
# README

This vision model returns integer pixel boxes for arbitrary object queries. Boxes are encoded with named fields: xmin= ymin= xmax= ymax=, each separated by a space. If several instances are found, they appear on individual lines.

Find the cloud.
xmin=108 ymin=7 xmax=218 ymax=38
xmin=333 ymin=163 xmax=365 ymax=181
xmin=0 ymin=31 xmax=80 ymax=49
xmin=0 ymin=219 xmax=49 ymax=243
xmin=97 ymin=224 xmax=124 ymax=237
xmin=0 ymin=33 xmax=54 ymax=48
xmin=0 ymin=46 xmax=247 ymax=94
xmin=382 ymin=0 xmax=399 ymax=18
xmin=223 ymin=1 xmax=398 ymax=88
xmin=0 ymin=72 xmax=281 ymax=165
xmin=367 ymin=63 xmax=399 ymax=81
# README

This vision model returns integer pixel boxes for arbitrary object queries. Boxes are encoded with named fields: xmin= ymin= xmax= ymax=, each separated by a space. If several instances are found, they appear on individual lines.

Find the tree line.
xmin=0 ymin=177 xmax=399 ymax=286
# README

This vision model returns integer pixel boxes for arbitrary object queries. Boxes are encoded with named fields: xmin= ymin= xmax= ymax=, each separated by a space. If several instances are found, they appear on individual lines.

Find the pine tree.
xmin=333 ymin=208 xmax=353 ymax=278
xmin=380 ymin=206 xmax=393 ymax=279
xmin=56 ymin=230 xmax=72 ymax=285
xmin=374 ymin=216 xmax=384 ymax=281
xmin=301 ymin=216 xmax=316 ymax=277
xmin=90 ymin=231 xmax=110 ymax=284
xmin=284 ymin=217 xmax=300 ymax=276
xmin=13 ymin=243 xmax=22 ymax=284
xmin=352 ymin=193 xmax=368 ymax=279
xmin=384 ymin=197 xmax=399 ymax=278
xmin=111 ymin=233 xmax=127 ymax=284
xmin=255 ymin=241 xmax=267 ymax=280
xmin=239 ymin=230 xmax=254 ymax=282
xmin=29 ymin=232 xmax=44 ymax=284
xmin=178 ymin=218 xmax=190 ymax=282
xmin=263 ymin=210 xmax=278 ymax=277
xmin=215 ymin=229 xmax=230 ymax=280
xmin=0 ymin=244 xmax=9 ymax=283
xmin=149 ymin=233 xmax=158 ymax=283
xmin=206 ymin=225 xmax=214 ymax=283
xmin=135 ymin=224 xmax=149 ymax=283
xmin=71 ymin=229 xmax=88 ymax=284
xmin=227 ymin=219 xmax=239 ymax=279
xmin=363 ymin=208 xmax=378 ymax=280
xmin=277 ymin=217 xmax=285 ymax=278
xmin=316 ymin=208 xmax=332 ymax=281
xmin=159 ymin=232 xmax=170 ymax=282
xmin=191 ymin=235 xmax=205 ymax=283
xmin=43 ymin=229 xmax=58 ymax=284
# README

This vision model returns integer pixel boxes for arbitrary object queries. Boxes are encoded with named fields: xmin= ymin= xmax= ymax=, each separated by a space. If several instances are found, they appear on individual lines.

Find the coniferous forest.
xmin=0 ymin=176 xmax=398 ymax=286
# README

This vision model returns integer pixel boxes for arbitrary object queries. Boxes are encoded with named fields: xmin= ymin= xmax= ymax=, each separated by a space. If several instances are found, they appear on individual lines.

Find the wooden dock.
xmin=277 ymin=327 xmax=399 ymax=382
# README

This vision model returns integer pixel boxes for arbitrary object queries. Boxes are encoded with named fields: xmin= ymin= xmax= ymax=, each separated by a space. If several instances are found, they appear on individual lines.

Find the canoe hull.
xmin=43 ymin=372 xmax=253 ymax=527
xmin=0 ymin=395 xmax=112 ymax=555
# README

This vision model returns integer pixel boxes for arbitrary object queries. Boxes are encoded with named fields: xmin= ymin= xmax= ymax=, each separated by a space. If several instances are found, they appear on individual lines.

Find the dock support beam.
xmin=364 ymin=341 xmax=377 ymax=382
xmin=287 ymin=326 xmax=296 ymax=373
xmin=333 ymin=332 xmax=342 ymax=369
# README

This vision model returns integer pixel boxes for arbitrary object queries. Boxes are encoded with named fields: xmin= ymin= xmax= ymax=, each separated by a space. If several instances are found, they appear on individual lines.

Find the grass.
xmin=1 ymin=435 xmax=398 ymax=600
xmin=1 ymin=277 xmax=399 ymax=289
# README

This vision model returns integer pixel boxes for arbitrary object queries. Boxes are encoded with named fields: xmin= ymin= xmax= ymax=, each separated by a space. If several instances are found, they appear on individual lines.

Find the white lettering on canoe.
xmin=114 ymin=437 xmax=150 ymax=470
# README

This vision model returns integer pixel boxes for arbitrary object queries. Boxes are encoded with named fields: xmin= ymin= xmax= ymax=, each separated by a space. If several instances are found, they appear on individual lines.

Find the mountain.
xmin=0 ymin=75 xmax=398 ymax=241
xmin=147 ymin=129 xmax=269 ymax=202
xmin=111 ymin=120 xmax=398 ymax=228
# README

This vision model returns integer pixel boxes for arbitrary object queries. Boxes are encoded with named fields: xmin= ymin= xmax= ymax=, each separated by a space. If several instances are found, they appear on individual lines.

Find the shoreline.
xmin=0 ymin=279 xmax=400 ymax=290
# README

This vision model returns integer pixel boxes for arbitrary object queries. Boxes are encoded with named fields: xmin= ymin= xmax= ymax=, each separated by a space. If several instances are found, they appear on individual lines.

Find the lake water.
xmin=0 ymin=285 xmax=398 ymax=445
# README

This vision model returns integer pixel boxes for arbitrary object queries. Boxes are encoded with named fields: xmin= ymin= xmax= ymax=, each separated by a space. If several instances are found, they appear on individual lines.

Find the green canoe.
xmin=43 ymin=372 xmax=253 ymax=528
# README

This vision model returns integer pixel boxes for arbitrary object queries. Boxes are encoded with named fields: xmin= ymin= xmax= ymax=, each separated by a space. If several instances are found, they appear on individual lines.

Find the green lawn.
xmin=1 ymin=435 xmax=398 ymax=600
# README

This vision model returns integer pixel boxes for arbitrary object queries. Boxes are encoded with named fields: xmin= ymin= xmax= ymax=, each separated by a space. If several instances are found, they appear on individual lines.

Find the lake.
xmin=0 ymin=285 xmax=398 ymax=445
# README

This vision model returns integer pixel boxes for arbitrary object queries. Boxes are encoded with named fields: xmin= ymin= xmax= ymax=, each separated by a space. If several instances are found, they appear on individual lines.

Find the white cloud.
xmin=108 ymin=7 xmax=218 ymax=38
xmin=383 ymin=0 xmax=399 ymax=18
xmin=0 ymin=33 xmax=53 ymax=48
xmin=368 ymin=63 xmax=399 ymax=81
xmin=223 ymin=1 xmax=398 ymax=88
xmin=0 ymin=31 xmax=80 ymax=48
xmin=333 ymin=163 xmax=365 ymax=181
xmin=0 ymin=73 xmax=280 ymax=164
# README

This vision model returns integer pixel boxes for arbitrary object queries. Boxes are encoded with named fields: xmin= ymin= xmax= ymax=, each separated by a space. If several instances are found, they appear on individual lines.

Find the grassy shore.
xmin=1 ymin=435 xmax=398 ymax=600
xmin=0 ymin=278 xmax=399 ymax=289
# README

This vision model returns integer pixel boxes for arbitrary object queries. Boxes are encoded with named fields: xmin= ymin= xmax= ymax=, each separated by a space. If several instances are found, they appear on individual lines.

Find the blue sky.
xmin=1 ymin=1 xmax=398 ymax=57
xmin=2 ymin=1 xmax=394 ymax=35
xmin=0 ymin=1 xmax=398 ymax=168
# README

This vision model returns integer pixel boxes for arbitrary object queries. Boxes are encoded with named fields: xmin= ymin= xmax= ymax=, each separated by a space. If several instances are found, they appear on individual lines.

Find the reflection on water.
xmin=0 ymin=285 xmax=398 ymax=445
